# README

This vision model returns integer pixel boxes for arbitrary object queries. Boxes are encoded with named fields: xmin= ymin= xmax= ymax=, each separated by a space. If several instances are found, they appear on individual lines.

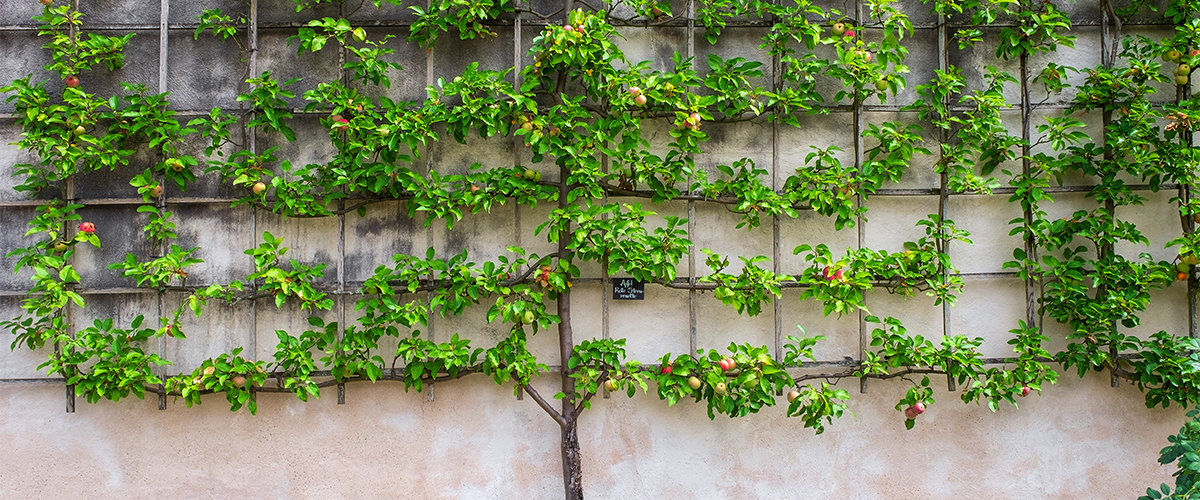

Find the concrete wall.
xmin=0 ymin=0 xmax=1195 ymax=497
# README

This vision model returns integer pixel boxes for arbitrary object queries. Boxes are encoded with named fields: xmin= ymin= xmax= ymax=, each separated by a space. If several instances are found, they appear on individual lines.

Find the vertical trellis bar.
xmin=855 ymin=0 xmax=867 ymax=395
xmin=156 ymin=0 xmax=170 ymax=410
xmin=936 ymin=10 xmax=954 ymax=392
xmin=247 ymin=0 xmax=261 ymax=405
xmin=686 ymin=0 xmax=697 ymax=356
xmin=1100 ymin=0 xmax=1119 ymax=389
xmin=336 ymin=0 xmax=350 ymax=403
xmin=769 ymin=1 xmax=782 ymax=372
xmin=63 ymin=0 xmax=81 ymax=414
xmin=513 ymin=0 xmax=524 ymax=401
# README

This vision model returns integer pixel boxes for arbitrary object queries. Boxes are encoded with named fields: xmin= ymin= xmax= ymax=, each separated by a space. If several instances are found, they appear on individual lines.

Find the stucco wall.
xmin=0 ymin=0 xmax=1196 ymax=497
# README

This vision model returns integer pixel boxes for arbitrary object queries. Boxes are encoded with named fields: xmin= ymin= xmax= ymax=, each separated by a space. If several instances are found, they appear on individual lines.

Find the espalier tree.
xmin=2 ymin=0 xmax=1200 ymax=497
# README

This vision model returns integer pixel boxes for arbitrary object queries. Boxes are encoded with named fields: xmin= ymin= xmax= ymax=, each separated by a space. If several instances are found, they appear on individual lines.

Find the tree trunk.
xmin=557 ymin=160 xmax=584 ymax=499
xmin=560 ymin=416 xmax=583 ymax=499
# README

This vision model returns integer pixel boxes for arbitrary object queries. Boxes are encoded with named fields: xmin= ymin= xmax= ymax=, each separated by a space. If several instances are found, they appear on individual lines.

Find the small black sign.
xmin=612 ymin=278 xmax=645 ymax=300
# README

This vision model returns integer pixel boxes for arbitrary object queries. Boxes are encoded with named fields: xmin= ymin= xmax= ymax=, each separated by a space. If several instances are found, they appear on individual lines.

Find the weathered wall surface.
xmin=0 ymin=376 xmax=1187 ymax=498
xmin=0 ymin=0 xmax=1196 ymax=497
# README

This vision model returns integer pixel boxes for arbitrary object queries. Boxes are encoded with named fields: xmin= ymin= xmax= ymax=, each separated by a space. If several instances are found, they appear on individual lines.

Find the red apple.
xmin=64 ymin=75 xmax=79 ymax=88
xmin=232 ymin=375 xmax=246 ymax=388
xmin=786 ymin=390 xmax=800 ymax=403
xmin=252 ymin=182 xmax=266 ymax=194
xmin=634 ymin=94 xmax=647 ymax=106
xmin=1020 ymin=385 xmax=1031 ymax=397
xmin=150 ymin=185 xmax=163 ymax=198
xmin=40 ymin=0 xmax=52 ymax=5
xmin=1190 ymin=49 xmax=1200 ymax=57
xmin=661 ymin=364 xmax=673 ymax=375
xmin=913 ymin=401 xmax=926 ymax=414
xmin=719 ymin=358 xmax=734 ymax=371
xmin=904 ymin=407 xmax=917 ymax=419
xmin=628 ymin=86 xmax=641 ymax=97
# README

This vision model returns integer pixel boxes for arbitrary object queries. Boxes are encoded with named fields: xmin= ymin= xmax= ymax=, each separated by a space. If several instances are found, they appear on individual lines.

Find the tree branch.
xmin=522 ymin=382 xmax=567 ymax=427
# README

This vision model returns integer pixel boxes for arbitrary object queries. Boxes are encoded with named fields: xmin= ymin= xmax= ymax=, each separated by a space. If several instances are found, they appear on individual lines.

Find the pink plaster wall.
xmin=0 ymin=373 xmax=1183 ymax=498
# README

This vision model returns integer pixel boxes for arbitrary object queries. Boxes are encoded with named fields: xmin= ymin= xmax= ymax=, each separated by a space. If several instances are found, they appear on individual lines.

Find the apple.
xmin=904 ymin=407 xmax=917 ymax=419
xmin=520 ymin=121 xmax=533 ymax=133
xmin=628 ymin=86 xmax=641 ymax=97
xmin=913 ymin=401 xmax=926 ymax=414
xmin=1178 ymin=262 xmax=1191 ymax=273
xmin=166 ymin=158 xmax=184 ymax=172
xmin=40 ymin=0 xmax=52 ymax=5
xmin=352 ymin=28 xmax=366 ymax=43
xmin=64 ymin=75 xmax=79 ymax=88
xmin=634 ymin=94 xmax=647 ymax=106
xmin=786 ymin=390 xmax=800 ymax=403
xmin=687 ymin=376 xmax=701 ymax=390
xmin=660 ymin=364 xmax=673 ymax=375
xmin=150 ymin=185 xmax=163 ymax=198
xmin=719 ymin=358 xmax=734 ymax=371
xmin=563 ymin=24 xmax=574 ymax=32
xmin=73 ymin=125 xmax=85 ymax=136
xmin=1191 ymin=49 xmax=1200 ymax=57
xmin=688 ymin=112 xmax=701 ymax=125
xmin=832 ymin=268 xmax=845 ymax=281
xmin=78 ymin=221 xmax=95 ymax=234
xmin=521 ymin=310 xmax=535 ymax=324
xmin=53 ymin=241 xmax=67 ymax=253
xmin=252 ymin=181 xmax=266 ymax=194
xmin=1178 ymin=64 xmax=1193 ymax=76
xmin=1020 ymin=385 xmax=1032 ymax=397
xmin=714 ymin=382 xmax=727 ymax=395
xmin=843 ymin=30 xmax=855 ymax=38
xmin=604 ymin=379 xmax=618 ymax=392
xmin=1178 ymin=75 xmax=1191 ymax=86
xmin=1179 ymin=272 xmax=1189 ymax=281
xmin=1167 ymin=49 xmax=1183 ymax=62
xmin=831 ymin=22 xmax=845 ymax=36
xmin=232 ymin=375 xmax=246 ymax=388
xmin=1182 ymin=254 xmax=1200 ymax=266
xmin=203 ymin=366 xmax=216 ymax=376
xmin=875 ymin=79 xmax=888 ymax=91
xmin=523 ymin=168 xmax=539 ymax=181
